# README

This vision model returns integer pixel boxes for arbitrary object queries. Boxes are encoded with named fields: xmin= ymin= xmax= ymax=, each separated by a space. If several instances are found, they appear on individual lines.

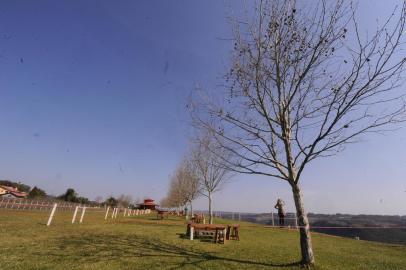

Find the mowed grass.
xmin=1 ymin=209 xmax=405 ymax=270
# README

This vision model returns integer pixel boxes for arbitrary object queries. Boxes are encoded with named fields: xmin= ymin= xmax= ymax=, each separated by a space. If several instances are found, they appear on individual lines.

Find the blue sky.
xmin=0 ymin=0 xmax=405 ymax=215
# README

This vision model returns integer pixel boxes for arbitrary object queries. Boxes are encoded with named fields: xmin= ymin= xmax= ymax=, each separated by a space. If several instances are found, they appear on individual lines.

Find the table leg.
xmin=190 ymin=227 xmax=194 ymax=240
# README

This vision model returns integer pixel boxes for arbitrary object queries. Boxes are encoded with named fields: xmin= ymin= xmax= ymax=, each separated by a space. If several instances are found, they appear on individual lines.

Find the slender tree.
xmin=190 ymin=133 xmax=231 ymax=224
xmin=178 ymin=159 xmax=200 ymax=216
xmin=117 ymin=194 xmax=133 ymax=208
xmin=162 ymin=159 xmax=200 ymax=214
xmin=191 ymin=0 xmax=406 ymax=265
xmin=162 ymin=171 xmax=187 ymax=210
xmin=94 ymin=196 xmax=104 ymax=204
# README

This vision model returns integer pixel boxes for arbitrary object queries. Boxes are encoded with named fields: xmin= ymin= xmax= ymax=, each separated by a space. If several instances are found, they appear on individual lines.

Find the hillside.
xmin=1 ymin=210 xmax=405 ymax=270
xmin=310 ymin=214 xmax=406 ymax=246
xmin=232 ymin=212 xmax=406 ymax=245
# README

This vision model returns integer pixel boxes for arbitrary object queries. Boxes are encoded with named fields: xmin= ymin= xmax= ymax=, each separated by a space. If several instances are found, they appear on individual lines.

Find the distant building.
xmin=137 ymin=198 xmax=158 ymax=210
xmin=0 ymin=185 xmax=28 ymax=198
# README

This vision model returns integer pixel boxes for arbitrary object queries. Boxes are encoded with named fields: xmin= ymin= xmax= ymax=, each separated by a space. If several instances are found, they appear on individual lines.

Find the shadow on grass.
xmin=148 ymin=217 xmax=170 ymax=221
xmin=38 ymin=233 xmax=301 ymax=269
xmin=177 ymin=233 xmax=220 ymax=244
xmin=147 ymin=217 xmax=182 ymax=222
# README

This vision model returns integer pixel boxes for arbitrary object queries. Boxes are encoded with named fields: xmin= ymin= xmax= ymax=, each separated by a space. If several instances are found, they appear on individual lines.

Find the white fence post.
xmin=47 ymin=203 xmax=58 ymax=226
xmin=79 ymin=207 xmax=86 ymax=223
xmin=105 ymin=206 xmax=110 ymax=220
xmin=295 ymin=213 xmax=298 ymax=229
xmin=72 ymin=206 xmax=79 ymax=223
xmin=190 ymin=227 xmax=194 ymax=240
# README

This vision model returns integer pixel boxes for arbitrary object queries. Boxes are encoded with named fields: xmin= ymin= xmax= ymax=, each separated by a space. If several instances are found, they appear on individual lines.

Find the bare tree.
xmin=161 ymin=179 xmax=182 ymax=209
xmin=134 ymin=197 xmax=141 ymax=205
xmin=178 ymin=159 xmax=200 ymax=216
xmin=191 ymin=0 xmax=406 ymax=265
xmin=159 ymin=197 xmax=171 ymax=208
xmin=117 ymin=194 xmax=133 ymax=208
xmin=162 ymin=172 xmax=188 ymax=210
xmin=162 ymin=159 xmax=200 ymax=215
xmin=94 ymin=196 xmax=103 ymax=204
xmin=190 ymin=133 xmax=231 ymax=224
xmin=159 ymin=195 xmax=169 ymax=208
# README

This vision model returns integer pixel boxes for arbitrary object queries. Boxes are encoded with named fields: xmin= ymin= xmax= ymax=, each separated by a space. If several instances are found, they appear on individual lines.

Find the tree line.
xmin=0 ymin=180 xmax=137 ymax=207
xmin=161 ymin=133 xmax=231 ymax=224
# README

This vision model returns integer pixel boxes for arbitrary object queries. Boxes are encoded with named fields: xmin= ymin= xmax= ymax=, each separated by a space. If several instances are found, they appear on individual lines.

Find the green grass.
xmin=1 ymin=209 xmax=405 ymax=270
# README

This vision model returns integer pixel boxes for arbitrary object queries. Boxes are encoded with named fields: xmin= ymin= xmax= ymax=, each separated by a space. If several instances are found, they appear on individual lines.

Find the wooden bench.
xmin=226 ymin=224 xmax=240 ymax=241
xmin=187 ymin=223 xmax=227 ymax=244
xmin=157 ymin=210 xmax=169 ymax=219
xmin=191 ymin=214 xmax=205 ymax=224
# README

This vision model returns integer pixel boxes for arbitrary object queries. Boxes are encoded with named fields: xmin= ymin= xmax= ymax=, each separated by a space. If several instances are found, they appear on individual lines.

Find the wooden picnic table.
xmin=190 ymin=214 xmax=205 ymax=224
xmin=157 ymin=210 xmax=169 ymax=219
xmin=187 ymin=223 xmax=227 ymax=243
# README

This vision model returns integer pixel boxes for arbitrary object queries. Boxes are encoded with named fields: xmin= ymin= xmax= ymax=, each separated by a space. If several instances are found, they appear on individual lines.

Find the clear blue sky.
xmin=0 ymin=0 xmax=405 ymax=215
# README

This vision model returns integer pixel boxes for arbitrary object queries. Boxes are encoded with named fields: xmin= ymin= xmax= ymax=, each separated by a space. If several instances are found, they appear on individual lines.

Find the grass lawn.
xmin=1 ymin=209 xmax=405 ymax=270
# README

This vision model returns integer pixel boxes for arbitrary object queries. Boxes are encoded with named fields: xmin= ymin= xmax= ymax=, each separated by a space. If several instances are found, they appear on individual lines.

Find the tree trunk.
xmin=291 ymin=183 xmax=314 ymax=265
xmin=190 ymin=201 xmax=193 ymax=216
xmin=208 ymin=193 xmax=213 ymax=224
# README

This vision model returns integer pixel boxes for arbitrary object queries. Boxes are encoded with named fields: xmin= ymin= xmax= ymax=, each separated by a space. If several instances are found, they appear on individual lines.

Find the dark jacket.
xmin=274 ymin=201 xmax=285 ymax=216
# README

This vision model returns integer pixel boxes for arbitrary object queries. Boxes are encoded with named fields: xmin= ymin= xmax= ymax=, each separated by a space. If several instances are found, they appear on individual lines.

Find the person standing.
xmin=274 ymin=198 xmax=286 ymax=227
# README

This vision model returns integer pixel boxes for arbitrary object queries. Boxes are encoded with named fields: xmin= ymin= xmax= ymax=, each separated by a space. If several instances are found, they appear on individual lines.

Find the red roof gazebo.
xmin=137 ymin=198 xmax=159 ymax=210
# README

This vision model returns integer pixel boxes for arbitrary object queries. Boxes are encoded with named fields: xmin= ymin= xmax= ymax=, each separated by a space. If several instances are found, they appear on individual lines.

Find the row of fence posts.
xmin=1 ymin=198 xmax=151 ymax=226
xmin=231 ymin=212 xmax=241 ymax=221
xmin=103 ymin=207 xmax=151 ymax=220
xmin=1 ymin=198 xmax=52 ymax=211
xmin=71 ymin=206 xmax=87 ymax=224
xmin=46 ymin=204 xmax=88 ymax=226
xmin=270 ymin=212 xmax=298 ymax=229
xmin=213 ymin=211 xmax=298 ymax=229
xmin=213 ymin=211 xmax=242 ymax=222
xmin=0 ymin=197 xmax=98 ymax=211
xmin=45 ymin=204 xmax=151 ymax=226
